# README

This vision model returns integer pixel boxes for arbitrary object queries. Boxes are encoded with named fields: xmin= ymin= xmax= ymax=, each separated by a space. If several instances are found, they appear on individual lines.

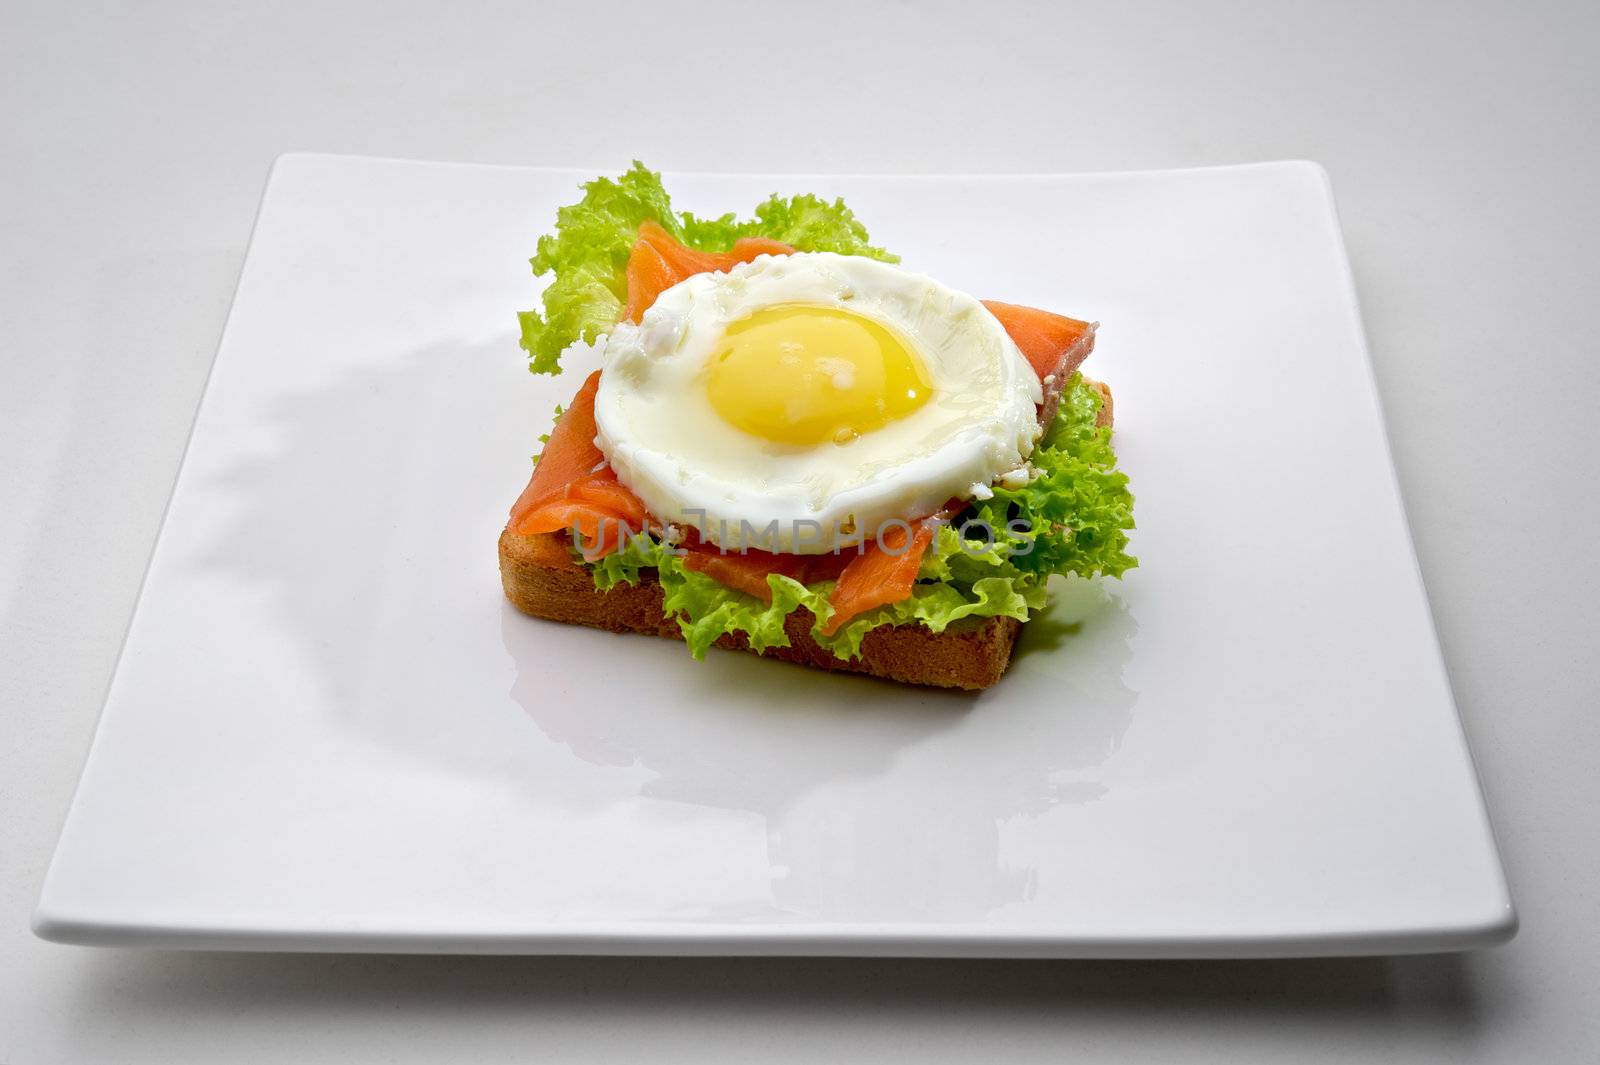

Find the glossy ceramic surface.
xmin=34 ymin=156 xmax=1514 ymax=956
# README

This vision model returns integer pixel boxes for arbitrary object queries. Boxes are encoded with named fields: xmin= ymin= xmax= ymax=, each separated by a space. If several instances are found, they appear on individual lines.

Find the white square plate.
xmin=35 ymin=156 xmax=1514 ymax=957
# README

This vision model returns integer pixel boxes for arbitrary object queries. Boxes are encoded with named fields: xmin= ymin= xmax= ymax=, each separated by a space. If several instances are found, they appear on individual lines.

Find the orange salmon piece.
xmin=567 ymin=469 xmax=649 ymax=529
xmin=507 ymin=370 xmax=648 ymax=559
xmin=682 ymin=546 xmax=812 ymax=602
xmin=514 ymin=499 xmax=629 ymax=561
xmin=623 ymin=221 xmax=794 ymax=322
xmin=982 ymin=298 xmax=1096 ymax=385
xmin=820 ymin=521 xmax=937 ymax=637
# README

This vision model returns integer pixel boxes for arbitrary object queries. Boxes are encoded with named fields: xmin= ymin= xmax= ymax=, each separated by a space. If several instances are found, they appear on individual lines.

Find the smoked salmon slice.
xmin=566 ymin=469 xmax=649 ymax=529
xmin=679 ymin=540 xmax=861 ymax=603
xmin=623 ymin=221 xmax=794 ymax=322
xmin=980 ymin=299 xmax=1095 ymax=382
xmin=682 ymin=546 xmax=811 ymax=602
xmin=513 ymin=499 xmax=630 ymax=560
xmin=820 ymin=521 xmax=937 ymax=636
xmin=981 ymin=299 xmax=1097 ymax=423
xmin=508 ymin=369 xmax=606 ymax=528
xmin=507 ymin=369 xmax=648 ymax=559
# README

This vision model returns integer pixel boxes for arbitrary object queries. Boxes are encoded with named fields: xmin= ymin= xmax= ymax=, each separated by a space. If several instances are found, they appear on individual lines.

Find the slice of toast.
xmin=499 ymin=380 xmax=1115 ymax=690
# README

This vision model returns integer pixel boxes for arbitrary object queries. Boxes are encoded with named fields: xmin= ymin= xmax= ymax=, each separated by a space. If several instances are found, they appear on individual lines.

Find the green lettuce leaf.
xmin=681 ymin=193 xmax=897 ymax=259
xmin=666 ymin=571 xmax=821 ymax=659
xmin=518 ymin=163 xmax=897 ymax=374
xmin=562 ymin=375 xmax=1135 ymax=662
xmin=577 ymin=533 xmax=830 ymax=659
xmin=811 ymin=574 xmax=1045 ymax=662
xmin=961 ymin=375 xmax=1139 ymax=582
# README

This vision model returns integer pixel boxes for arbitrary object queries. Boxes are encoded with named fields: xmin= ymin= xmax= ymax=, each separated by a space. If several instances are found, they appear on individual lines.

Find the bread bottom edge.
xmin=498 ymin=529 xmax=1021 ymax=691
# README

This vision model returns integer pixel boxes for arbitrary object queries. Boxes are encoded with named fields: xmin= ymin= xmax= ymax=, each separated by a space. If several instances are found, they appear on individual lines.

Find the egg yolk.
xmin=705 ymin=304 xmax=933 ymax=445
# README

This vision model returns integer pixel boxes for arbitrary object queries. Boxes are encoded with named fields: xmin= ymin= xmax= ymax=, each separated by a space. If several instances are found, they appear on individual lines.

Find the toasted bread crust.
xmin=498 ymin=379 xmax=1114 ymax=690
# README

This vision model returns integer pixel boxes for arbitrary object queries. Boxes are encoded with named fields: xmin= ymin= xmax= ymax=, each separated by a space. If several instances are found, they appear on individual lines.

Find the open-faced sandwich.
xmin=499 ymin=164 xmax=1135 ymax=690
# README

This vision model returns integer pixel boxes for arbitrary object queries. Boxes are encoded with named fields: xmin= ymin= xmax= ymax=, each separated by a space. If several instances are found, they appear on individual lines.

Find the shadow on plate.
xmin=187 ymin=334 xmax=1144 ymax=924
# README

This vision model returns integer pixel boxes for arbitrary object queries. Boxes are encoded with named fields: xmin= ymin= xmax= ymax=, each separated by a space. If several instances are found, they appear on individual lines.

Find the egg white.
xmin=590 ymin=252 xmax=1041 ymax=555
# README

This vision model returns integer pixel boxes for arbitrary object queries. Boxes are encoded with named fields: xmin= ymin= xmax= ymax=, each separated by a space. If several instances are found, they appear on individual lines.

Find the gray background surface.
xmin=2 ymin=1 xmax=1595 ymax=1061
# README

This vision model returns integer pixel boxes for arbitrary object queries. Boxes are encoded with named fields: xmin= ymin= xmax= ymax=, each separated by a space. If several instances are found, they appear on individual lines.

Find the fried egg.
xmin=590 ymin=253 xmax=1041 ymax=554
